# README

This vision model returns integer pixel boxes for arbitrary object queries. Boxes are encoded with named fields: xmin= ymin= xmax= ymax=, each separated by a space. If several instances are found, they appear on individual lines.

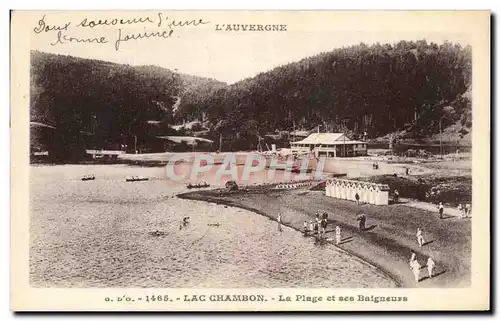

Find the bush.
xmin=225 ymin=180 xmax=239 ymax=191
xmin=359 ymin=175 xmax=471 ymax=206
xmin=417 ymin=149 xmax=432 ymax=158
xmin=361 ymin=175 xmax=427 ymax=200
xmin=403 ymin=149 xmax=418 ymax=157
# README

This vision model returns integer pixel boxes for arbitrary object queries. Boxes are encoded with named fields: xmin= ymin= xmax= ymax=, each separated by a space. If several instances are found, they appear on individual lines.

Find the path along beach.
xmin=179 ymin=186 xmax=471 ymax=288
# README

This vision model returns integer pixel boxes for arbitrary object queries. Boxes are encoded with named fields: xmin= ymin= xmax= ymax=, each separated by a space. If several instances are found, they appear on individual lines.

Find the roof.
xmin=30 ymin=121 xmax=56 ymax=129
xmin=326 ymin=178 xmax=390 ymax=190
xmin=291 ymin=133 xmax=367 ymax=145
xmin=30 ymin=121 xmax=95 ymax=136
xmin=289 ymin=130 xmax=311 ymax=137
xmin=291 ymin=133 xmax=342 ymax=144
xmin=86 ymin=150 xmax=125 ymax=155
xmin=146 ymin=120 xmax=163 ymax=125
xmin=171 ymin=120 xmax=205 ymax=131
xmin=316 ymin=140 xmax=367 ymax=145
xmin=156 ymin=136 xmax=214 ymax=145
xmin=296 ymin=133 xmax=345 ymax=144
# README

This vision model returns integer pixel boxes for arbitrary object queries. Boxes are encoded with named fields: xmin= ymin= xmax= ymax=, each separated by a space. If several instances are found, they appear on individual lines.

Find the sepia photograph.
xmin=11 ymin=10 xmax=490 ymax=311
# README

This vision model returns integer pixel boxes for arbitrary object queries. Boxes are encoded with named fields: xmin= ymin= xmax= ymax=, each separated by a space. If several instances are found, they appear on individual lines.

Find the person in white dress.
xmin=335 ymin=226 xmax=341 ymax=245
xmin=410 ymin=251 xmax=416 ymax=265
xmin=457 ymin=204 xmax=465 ymax=219
xmin=427 ymin=257 xmax=436 ymax=279
xmin=416 ymin=228 xmax=425 ymax=247
xmin=410 ymin=259 xmax=421 ymax=283
xmin=438 ymin=202 xmax=444 ymax=219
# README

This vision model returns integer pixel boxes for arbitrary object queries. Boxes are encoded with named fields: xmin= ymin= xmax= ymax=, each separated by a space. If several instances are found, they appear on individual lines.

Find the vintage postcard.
xmin=11 ymin=10 xmax=490 ymax=311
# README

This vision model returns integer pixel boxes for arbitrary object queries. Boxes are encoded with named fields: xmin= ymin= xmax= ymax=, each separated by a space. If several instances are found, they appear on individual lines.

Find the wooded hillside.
xmin=30 ymin=40 xmax=472 ymax=159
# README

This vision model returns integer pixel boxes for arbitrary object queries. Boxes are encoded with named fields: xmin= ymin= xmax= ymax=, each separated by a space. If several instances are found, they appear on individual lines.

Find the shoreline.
xmin=177 ymin=186 xmax=471 ymax=288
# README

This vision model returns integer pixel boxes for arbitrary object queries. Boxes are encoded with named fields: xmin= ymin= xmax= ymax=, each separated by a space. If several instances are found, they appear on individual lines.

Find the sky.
xmin=28 ymin=11 xmax=473 ymax=84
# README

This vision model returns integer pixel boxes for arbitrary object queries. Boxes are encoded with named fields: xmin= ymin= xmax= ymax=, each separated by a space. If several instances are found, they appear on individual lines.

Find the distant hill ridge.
xmin=30 ymin=40 xmax=472 ymax=158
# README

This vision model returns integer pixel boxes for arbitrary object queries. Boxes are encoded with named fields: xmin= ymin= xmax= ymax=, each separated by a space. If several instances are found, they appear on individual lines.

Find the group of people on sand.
xmin=457 ymin=203 xmax=472 ymax=219
xmin=302 ymin=212 xmax=328 ymax=238
xmin=299 ymin=212 xmax=343 ymax=245
xmin=437 ymin=201 xmax=472 ymax=220
xmin=410 ymin=250 xmax=436 ymax=283
xmin=411 ymin=228 xmax=438 ymax=283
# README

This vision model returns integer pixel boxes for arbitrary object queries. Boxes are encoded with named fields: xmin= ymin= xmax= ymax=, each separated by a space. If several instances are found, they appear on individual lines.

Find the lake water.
xmin=29 ymin=164 xmax=396 ymax=288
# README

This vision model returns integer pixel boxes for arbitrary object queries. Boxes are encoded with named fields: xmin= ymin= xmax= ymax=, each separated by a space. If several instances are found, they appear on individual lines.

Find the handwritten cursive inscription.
xmin=33 ymin=15 xmax=71 ymax=34
xmin=50 ymin=31 xmax=108 ymax=46
xmin=76 ymin=16 xmax=154 ymax=28
xmin=33 ymin=13 xmax=212 ymax=50
xmin=114 ymin=28 xmax=174 ymax=51
xmin=157 ymin=13 xmax=210 ymax=29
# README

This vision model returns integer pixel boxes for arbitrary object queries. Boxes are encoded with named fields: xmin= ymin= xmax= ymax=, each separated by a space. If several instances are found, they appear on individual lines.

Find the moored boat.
xmin=187 ymin=182 xmax=211 ymax=189
xmin=126 ymin=176 xmax=149 ymax=182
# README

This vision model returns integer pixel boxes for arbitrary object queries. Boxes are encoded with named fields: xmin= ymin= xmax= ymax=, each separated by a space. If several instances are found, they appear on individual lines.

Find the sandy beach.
xmin=179 ymin=186 xmax=471 ymax=288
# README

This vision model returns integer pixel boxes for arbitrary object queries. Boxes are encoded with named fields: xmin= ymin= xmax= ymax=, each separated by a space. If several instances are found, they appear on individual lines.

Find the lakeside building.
xmin=290 ymin=133 xmax=367 ymax=157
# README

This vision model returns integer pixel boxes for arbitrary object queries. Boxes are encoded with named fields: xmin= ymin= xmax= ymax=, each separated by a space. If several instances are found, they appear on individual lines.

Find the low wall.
xmin=273 ymin=181 xmax=317 ymax=190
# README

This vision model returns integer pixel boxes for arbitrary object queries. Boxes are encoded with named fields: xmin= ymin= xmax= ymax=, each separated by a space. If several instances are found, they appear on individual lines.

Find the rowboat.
xmin=187 ymin=182 xmax=210 ymax=189
xmin=126 ymin=176 xmax=149 ymax=182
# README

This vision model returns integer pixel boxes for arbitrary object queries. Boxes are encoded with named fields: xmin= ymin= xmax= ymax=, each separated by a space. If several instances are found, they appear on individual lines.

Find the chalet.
xmin=290 ymin=133 xmax=367 ymax=157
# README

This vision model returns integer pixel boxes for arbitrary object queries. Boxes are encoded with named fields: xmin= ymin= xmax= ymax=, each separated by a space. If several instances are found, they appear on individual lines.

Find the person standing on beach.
xmin=465 ymin=203 xmax=471 ymax=218
xmin=427 ymin=257 xmax=436 ymax=279
xmin=411 ymin=259 xmax=421 ymax=283
xmin=457 ymin=204 xmax=464 ymax=219
xmin=179 ymin=217 xmax=190 ymax=229
xmin=303 ymin=221 xmax=309 ymax=236
xmin=416 ymin=228 xmax=425 ymax=247
xmin=410 ymin=251 xmax=416 ymax=265
xmin=309 ymin=220 xmax=314 ymax=234
xmin=277 ymin=213 xmax=282 ymax=232
xmin=313 ymin=221 xmax=319 ymax=235
xmin=438 ymin=202 xmax=444 ymax=219
xmin=320 ymin=218 xmax=328 ymax=238
xmin=355 ymin=193 xmax=360 ymax=205
xmin=393 ymin=189 xmax=400 ymax=203
xmin=357 ymin=213 xmax=366 ymax=231
xmin=335 ymin=225 xmax=341 ymax=245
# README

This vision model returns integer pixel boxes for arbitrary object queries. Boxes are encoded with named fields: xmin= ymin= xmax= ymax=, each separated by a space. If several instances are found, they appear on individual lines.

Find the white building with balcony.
xmin=290 ymin=133 xmax=367 ymax=157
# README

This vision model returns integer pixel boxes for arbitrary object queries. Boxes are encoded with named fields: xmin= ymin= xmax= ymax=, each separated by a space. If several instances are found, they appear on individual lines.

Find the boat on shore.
xmin=187 ymin=182 xmax=211 ymax=189
xmin=81 ymin=175 xmax=95 ymax=181
xmin=126 ymin=176 xmax=149 ymax=182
